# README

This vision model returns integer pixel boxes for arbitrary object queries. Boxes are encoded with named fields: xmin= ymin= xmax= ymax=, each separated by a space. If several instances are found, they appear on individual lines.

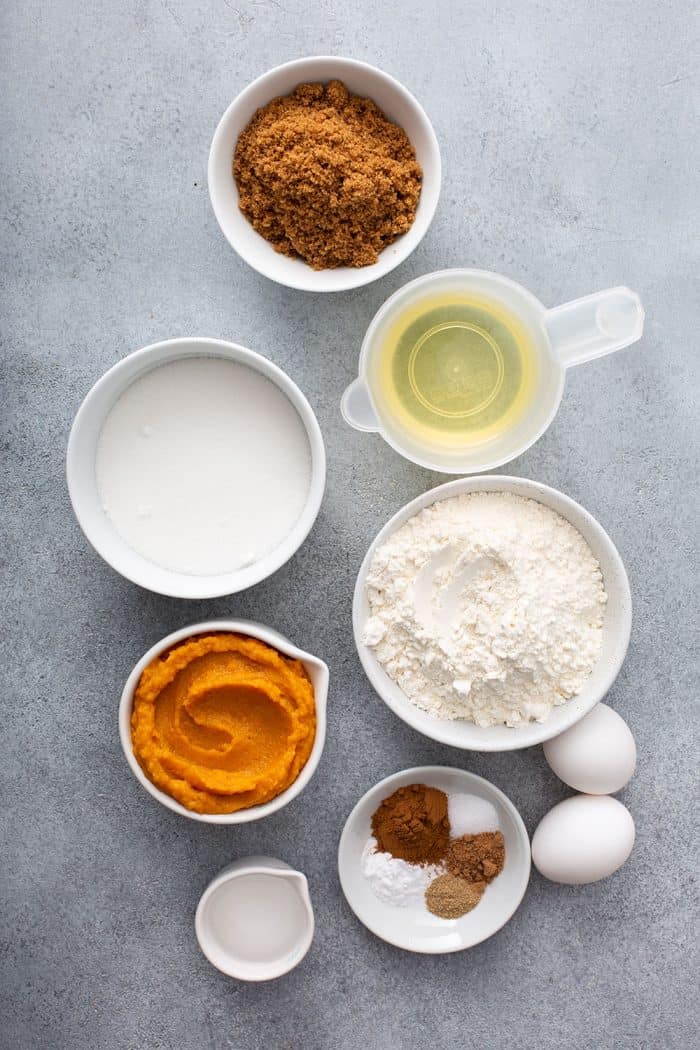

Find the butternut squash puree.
xmin=131 ymin=633 xmax=316 ymax=814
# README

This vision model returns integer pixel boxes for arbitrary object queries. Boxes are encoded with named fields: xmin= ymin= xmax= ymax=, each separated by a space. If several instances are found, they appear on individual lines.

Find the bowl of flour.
xmin=353 ymin=476 xmax=631 ymax=750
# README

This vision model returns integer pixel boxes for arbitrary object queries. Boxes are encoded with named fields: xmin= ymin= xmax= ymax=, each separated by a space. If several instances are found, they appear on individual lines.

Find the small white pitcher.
xmin=341 ymin=268 xmax=644 ymax=473
xmin=195 ymin=856 xmax=314 ymax=981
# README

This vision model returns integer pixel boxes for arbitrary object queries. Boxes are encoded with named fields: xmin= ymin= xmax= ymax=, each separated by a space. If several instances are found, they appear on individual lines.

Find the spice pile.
xmin=233 ymin=80 xmax=422 ymax=270
xmin=362 ymin=784 xmax=505 ymax=919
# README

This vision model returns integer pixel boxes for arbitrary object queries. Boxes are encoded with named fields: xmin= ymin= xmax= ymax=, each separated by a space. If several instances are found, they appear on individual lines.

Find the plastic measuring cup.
xmin=341 ymin=269 xmax=644 ymax=473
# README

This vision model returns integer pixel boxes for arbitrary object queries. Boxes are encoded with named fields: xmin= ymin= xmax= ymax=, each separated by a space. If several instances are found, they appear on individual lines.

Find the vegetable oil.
xmin=371 ymin=294 xmax=538 ymax=449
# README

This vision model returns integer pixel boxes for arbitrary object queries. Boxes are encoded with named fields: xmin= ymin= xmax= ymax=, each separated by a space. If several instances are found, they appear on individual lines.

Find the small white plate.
xmin=353 ymin=476 xmax=632 ymax=751
xmin=338 ymin=766 xmax=531 ymax=953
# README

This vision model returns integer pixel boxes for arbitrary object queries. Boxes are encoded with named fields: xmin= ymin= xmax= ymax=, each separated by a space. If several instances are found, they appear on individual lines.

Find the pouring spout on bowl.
xmin=341 ymin=377 xmax=381 ymax=433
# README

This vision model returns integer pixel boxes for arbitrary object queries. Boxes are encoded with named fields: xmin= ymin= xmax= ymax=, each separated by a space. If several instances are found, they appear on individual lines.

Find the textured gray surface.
xmin=1 ymin=1 xmax=698 ymax=1048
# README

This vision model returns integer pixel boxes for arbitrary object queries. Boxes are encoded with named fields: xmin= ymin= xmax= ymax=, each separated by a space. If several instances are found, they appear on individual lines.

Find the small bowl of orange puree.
xmin=119 ymin=620 xmax=328 ymax=823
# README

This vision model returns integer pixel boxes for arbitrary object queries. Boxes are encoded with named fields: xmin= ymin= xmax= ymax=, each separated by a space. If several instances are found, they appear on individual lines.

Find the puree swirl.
xmin=131 ymin=633 xmax=316 ymax=814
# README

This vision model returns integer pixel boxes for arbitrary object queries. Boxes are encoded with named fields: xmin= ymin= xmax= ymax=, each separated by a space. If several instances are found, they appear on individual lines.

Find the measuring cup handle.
xmin=545 ymin=287 xmax=644 ymax=368
xmin=340 ymin=377 xmax=380 ymax=433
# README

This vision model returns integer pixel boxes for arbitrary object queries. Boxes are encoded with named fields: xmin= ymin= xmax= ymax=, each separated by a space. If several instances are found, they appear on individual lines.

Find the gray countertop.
xmin=1 ymin=2 xmax=698 ymax=1048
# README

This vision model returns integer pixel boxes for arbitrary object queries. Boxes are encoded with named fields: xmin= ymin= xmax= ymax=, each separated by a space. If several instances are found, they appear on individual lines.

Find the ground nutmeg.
xmin=233 ymin=80 xmax=422 ymax=270
xmin=425 ymin=874 xmax=485 ymax=919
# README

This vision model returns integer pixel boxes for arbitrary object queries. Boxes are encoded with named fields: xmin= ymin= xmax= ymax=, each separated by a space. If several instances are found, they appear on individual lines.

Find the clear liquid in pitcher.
xmin=372 ymin=293 xmax=538 ymax=449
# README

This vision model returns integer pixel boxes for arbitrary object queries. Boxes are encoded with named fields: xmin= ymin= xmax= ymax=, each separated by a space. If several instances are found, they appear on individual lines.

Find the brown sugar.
xmin=445 ymin=831 xmax=506 ymax=884
xmin=233 ymin=80 xmax=422 ymax=270
xmin=371 ymin=783 xmax=450 ymax=864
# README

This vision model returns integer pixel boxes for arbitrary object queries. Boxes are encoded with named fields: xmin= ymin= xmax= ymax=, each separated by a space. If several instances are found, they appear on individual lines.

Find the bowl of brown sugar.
xmin=208 ymin=56 xmax=441 ymax=292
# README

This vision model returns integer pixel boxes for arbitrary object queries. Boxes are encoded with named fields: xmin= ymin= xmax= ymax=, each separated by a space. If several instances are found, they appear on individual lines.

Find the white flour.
xmin=363 ymin=492 xmax=607 ymax=727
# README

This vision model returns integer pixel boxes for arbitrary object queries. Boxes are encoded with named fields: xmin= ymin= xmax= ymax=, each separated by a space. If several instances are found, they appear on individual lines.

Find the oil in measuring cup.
xmin=373 ymin=294 xmax=538 ymax=449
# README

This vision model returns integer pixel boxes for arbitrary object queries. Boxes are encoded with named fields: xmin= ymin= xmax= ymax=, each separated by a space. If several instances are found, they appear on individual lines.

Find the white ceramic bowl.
xmin=353 ymin=476 xmax=632 ymax=751
xmin=196 ymin=856 xmax=314 ymax=980
xmin=338 ymin=766 xmax=531 ymax=953
xmin=67 ymin=337 xmax=326 ymax=599
xmin=208 ymin=56 xmax=441 ymax=292
xmin=118 ymin=619 xmax=329 ymax=824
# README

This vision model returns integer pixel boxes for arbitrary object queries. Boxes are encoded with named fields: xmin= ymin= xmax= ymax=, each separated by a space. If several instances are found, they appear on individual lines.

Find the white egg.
xmin=531 ymin=794 xmax=635 ymax=884
xmin=543 ymin=703 xmax=636 ymax=794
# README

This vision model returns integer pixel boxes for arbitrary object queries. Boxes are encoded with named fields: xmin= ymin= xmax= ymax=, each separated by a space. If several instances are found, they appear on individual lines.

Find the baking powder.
xmin=361 ymin=837 xmax=445 ymax=906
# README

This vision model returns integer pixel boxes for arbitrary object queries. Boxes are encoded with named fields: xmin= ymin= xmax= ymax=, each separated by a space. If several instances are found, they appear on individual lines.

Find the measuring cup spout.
xmin=282 ymin=869 xmax=312 ymax=906
xmin=545 ymin=287 xmax=644 ymax=368
xmin=341 ymin=377 xmax=380 ymax=433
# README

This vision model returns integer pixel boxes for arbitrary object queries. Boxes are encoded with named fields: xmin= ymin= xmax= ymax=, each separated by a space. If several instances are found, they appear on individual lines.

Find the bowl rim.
xmin=353 ymin=475 xmax=632 ymax=751
xmin=207 ymin=54 xmax=442 ymax=292
xmin=337 ymin=765 xmax=531 ymax=953
xmin=66 ymin=336 xmax=326 ymax=599
xmin=118 ymin=619 xmax=329 ymax=824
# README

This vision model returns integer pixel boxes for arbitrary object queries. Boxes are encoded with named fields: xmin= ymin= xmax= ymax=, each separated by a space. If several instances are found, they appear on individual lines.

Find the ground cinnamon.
xmin=233 ymin=80 xmax=422 ymax=270
xmin=371 ymin=783 xmax=450 ymax=864
xmin=445 ymin=831 xmax=506 ymax=883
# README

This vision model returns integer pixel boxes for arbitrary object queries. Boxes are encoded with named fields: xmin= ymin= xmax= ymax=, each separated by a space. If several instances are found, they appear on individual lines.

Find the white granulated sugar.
xmin=361 ymin=837 xmax=444 ymax=906
xmin=96 ymin=357 xmax=311 ymax=576
xmin=448 ymin=794 xmax=500 ymax=837
xmin=363 ymin=492 xmax=607 ymax=728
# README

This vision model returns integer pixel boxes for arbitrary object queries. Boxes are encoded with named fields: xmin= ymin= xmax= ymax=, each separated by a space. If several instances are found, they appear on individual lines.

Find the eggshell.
xmin=543 ymin=703 xmax=636 ymax=794
xmin=531 ymin=794 xmax=635 ymax=884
